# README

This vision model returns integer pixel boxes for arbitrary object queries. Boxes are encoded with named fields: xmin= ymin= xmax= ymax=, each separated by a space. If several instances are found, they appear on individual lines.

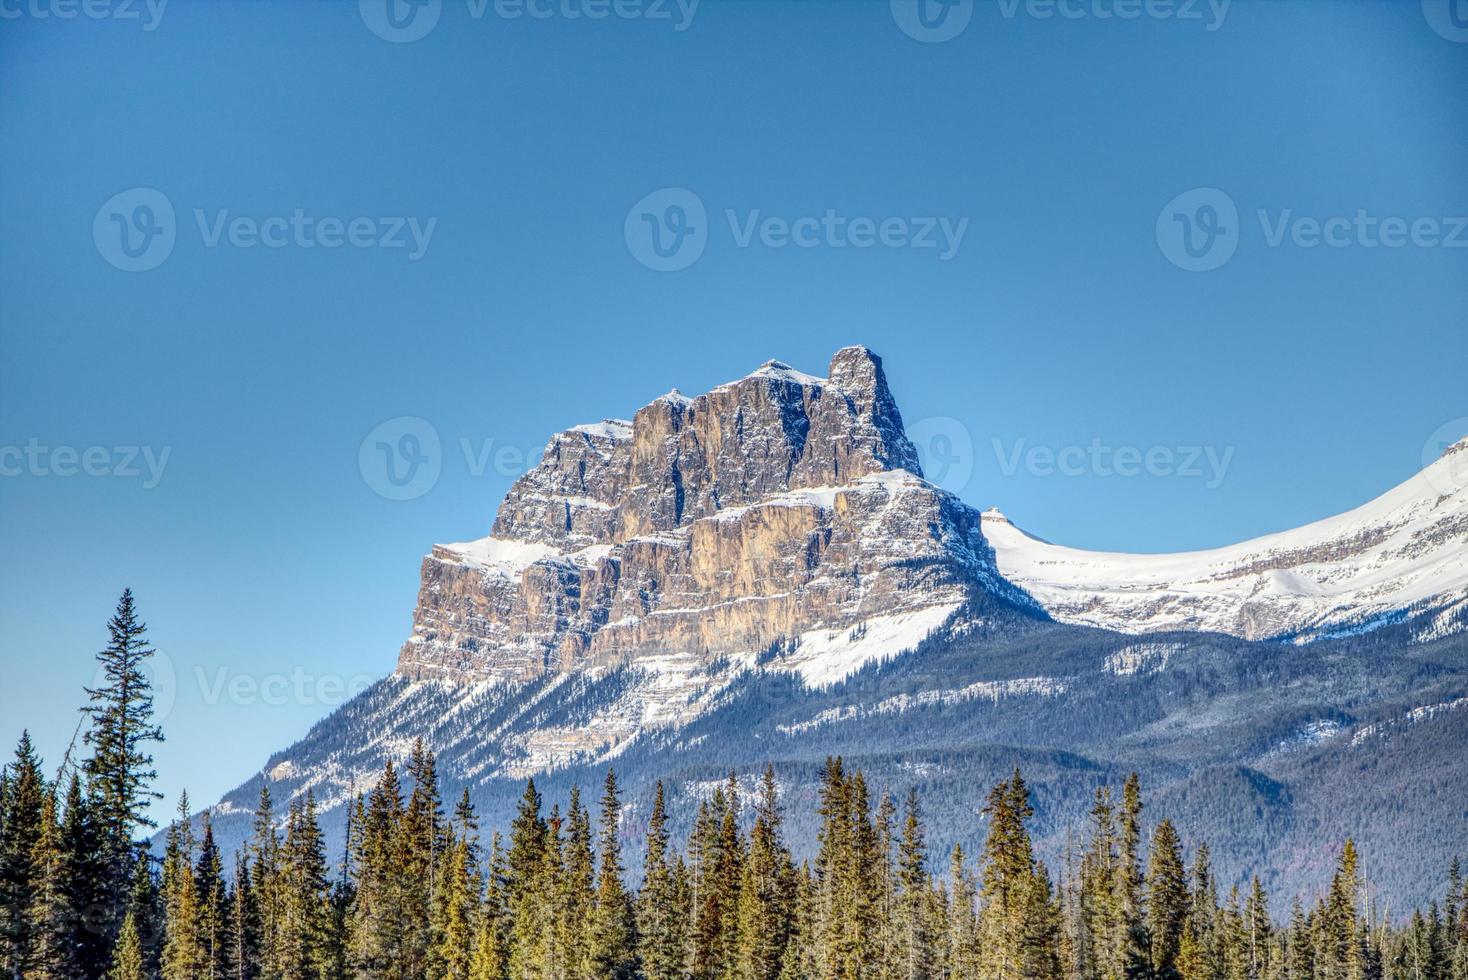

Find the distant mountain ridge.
xmin=202 ymin=346 xmax=1468 ymax=910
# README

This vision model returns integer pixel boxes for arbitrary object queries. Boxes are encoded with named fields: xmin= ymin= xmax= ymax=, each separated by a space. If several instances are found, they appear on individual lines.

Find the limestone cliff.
xmin=396 ymin=346 xmax=1013 ymax=684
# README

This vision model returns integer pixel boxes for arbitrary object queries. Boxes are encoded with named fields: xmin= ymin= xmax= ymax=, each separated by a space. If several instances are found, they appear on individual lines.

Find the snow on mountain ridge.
xmin=984 ymin=449 xmax=1468 ymax=641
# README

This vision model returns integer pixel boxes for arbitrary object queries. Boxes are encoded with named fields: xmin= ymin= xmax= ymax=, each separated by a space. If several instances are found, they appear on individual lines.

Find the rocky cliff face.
xmin=397 ymin=347 xmax=1014 ymax=685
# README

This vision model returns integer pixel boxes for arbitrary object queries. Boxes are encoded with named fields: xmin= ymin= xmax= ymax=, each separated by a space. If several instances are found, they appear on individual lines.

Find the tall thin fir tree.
xmin=734 ymin=765 xmax=795 ymax=980
xmin=590 ymin=769 xmax=638 ymax=980
xmin=638 ymin=781 xmax=681 ymax=980
xmin=0 ymin=731 xmax=46 ymax=976
xmin=82 ymin=589 xmax=166 ymax=946
xmin=895 ymin=788 xmax=933 ymax=980
xmin=1146 ymin=819 xmax=1190 ymax=980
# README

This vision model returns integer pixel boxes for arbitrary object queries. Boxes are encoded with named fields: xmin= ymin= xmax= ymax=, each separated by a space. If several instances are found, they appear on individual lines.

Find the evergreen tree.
xmin=111 ymin=910 xmax=146 ymax=980
xmin=24 ymin=784 xmax=70 ymax=980
xmin=734 ymin=765 xmax=794 ymax=980
xmin=161 ymin=792 xmax=205 ymax=980
xmin=83 ymin=589 xmax=166 ymax=944
xmin=1 ymin=731 xmax=47 ymax=976
xmin=589 ymin=770 xmax=637 ymax=980
xmin=1148 ymin=819 xmax=1190 ymax=980
xmin=894 ymin=789 xmax=933 ymax=980
xmin=638 ymin=782 xmax=682 ymax=980
xmin=227 ymin=851 xmax=261 ymax=980
xmin=196 ymin=811 xmax=229 ymax=980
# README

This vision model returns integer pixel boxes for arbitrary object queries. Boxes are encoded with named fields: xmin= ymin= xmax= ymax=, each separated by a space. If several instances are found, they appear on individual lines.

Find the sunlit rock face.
xmin=395 ymin=346 xmax=1003 ymax=684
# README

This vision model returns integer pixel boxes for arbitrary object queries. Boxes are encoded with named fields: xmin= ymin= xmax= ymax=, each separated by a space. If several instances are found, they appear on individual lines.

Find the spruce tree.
xmin=638 ymin=782 xmax=682 ymax=980
xmin=161 ymin=792 xmax=205 ymax=980
xmin=0 ymin=731 xmax=46 ymax=976
xmin=111 ymin=910 xmax=146 ymax=980
xmin=83 ymin=589 xmax=165 ymax=943
xmin=1147 ymin=819 xmax=1190 ymax=980
xmin=589 ymin=769 xmax=638 ymax=980
xmin=734 ymin=765 xmax=795 ymax=980
xmin=895 ymin=788 xmax=933 ymax=980
xmin=196 ymin=811 xmax=229 ymax=979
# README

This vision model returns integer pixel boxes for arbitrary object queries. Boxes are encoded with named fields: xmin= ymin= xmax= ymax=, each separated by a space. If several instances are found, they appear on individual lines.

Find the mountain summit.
xmin=398 ymin=346 xmax=1028 ymax=688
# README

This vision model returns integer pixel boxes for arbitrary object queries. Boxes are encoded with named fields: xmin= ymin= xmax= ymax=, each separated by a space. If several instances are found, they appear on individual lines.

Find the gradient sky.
xmin=2 ymin=0 xmax=1465 ymax=821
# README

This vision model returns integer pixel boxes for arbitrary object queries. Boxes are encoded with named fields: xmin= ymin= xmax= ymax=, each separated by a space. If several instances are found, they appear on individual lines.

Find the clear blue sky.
xmin=2 ymin=0 xmax=1464 ymax=820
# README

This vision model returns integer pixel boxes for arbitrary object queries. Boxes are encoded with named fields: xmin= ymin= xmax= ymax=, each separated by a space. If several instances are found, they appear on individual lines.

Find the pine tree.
xmin=351 ymin=759 xmax=407 ymax=977
xmin=111 ymin=910 xmax=146 ymax=980
xmin=638 ymin=782 xmax=682 ymax=980
xmin=0 ymin=731 xmax=47 ymax=976
xmin=894 ymin=788 xmax=933 ymax=980
xmin=83 ymin=589 xmax=166 ymax=944
xmin=24 ymin=784 xmax=69 ymax=980
xmin=1115 ymin=774 xmax=1150 ymax=980
xmin=561 ymin=786 xmax=596 ymax=980
xmin=161 ymin=792 xmax=205 ymax=980
xmin=275 ymin=792 xmax=332 ymax=979
xmin=505 ymin=780 xmax=547 ymax=980
xmin=589 ymin=769 xmax=638 ymax=980
xmin=404 ymin=740 xmax=444 ymax=978
xmin=734 ymin=765 xmax=795 ymax=980
xmin=1148 ymin=819 xmax=1190 ymax=980
xmin=227 ymin=851 xmax=261 ymax=980
xmin=948 ymin=845 xmax=981 ymax=980
xmin=196 ymin=811 xmax=229 ymax=979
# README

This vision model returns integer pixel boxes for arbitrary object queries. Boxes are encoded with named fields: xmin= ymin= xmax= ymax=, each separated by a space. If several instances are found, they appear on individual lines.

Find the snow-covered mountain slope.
xmin=984 ymin=438 xmax=1468 ymax=641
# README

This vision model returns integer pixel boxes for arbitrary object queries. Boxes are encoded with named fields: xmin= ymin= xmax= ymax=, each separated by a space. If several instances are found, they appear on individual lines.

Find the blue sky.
xmin=1 ymin=0 xmax=1465 ymax=820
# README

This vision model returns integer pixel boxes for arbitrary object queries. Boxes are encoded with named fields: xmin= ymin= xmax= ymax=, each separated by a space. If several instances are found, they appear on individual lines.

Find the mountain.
xmin=984 ymin=437 xmax=1468 ymax=641
xmin=203 ymin=347 xmax=1468 ymax=910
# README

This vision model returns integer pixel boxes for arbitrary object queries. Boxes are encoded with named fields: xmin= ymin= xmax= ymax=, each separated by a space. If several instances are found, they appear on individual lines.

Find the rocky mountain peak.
xmin=398 ymin=347 xmax=1000 ymax=684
